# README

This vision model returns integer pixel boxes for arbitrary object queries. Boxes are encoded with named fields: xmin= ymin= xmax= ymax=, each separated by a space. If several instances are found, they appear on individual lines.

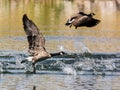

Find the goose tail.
xmin=21 ymin=59 xmax=28 ymax=63
xmin=21 ymin=56 xmax=33 ymax=63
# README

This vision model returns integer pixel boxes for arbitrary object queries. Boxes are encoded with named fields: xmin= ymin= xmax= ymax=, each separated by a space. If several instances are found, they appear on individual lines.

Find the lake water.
xmin=0 ymin=74 xmax=120 ymax=90
xmin=0 ymin=0 xmax=120 ymax=90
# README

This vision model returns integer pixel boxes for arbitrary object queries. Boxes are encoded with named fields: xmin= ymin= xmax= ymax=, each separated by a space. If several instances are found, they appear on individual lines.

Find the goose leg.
xmin=32 ymin=63 xmax=36 ymax=74
xmin=69 ymin=24 xmax=72 ymax=28
xmin=75 ymin=26 xmax=77 ymax=29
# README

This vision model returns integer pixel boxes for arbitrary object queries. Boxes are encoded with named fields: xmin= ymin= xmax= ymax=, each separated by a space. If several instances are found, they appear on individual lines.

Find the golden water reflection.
xmin=0 ymin=0 xmax=120 ymax=31
xmin=0 ymin=0 xmax=120 ymax=53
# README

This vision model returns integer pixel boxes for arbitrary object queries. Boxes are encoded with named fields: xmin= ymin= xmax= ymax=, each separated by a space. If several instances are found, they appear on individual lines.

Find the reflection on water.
xmin=0 ymin=0 xmax=120 ymax=53
xmin=0 ymin=0 xmax=120 ymax=31
xmin=0 ymin=74 xmax=120 ymax=90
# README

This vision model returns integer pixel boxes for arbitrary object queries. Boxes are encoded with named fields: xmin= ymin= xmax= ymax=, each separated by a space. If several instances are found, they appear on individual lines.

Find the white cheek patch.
xmin=68 ymin=19 xmax=75 ymax=23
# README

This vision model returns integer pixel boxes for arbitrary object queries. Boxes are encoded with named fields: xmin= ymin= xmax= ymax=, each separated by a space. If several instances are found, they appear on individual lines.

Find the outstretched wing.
xmin=77 ymin=12 xmax=100 ymax=27
xmin=22 ymin=14 xmax=46 ymax=56
xmin=75 ymin=15 xmax=100 ymax=27
xmin=85 ymin=18 xmax=100 ymax=27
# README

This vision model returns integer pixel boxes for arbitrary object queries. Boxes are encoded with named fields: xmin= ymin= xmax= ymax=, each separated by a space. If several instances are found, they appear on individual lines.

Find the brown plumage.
xmin=65 ymin=12 xmax=100 ymax=29
xmin=21 ymin=14 xmax=65 ymax=73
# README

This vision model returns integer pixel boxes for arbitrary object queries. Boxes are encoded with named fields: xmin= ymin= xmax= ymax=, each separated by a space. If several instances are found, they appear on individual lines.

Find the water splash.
xmin=58 ymin=45 xmax=65 ymax=51
xmin=80 ymin=43 xmax=91 ymax=53
xmin=0 ymin=51 xmax=120 ymax=75
xmin=53 ymin=60 xmax=77 ymax=75
xmin=62 ymin=65 xmax=77 ymax=75
xmin=82 ymin=46 xmax=91 ymax=53
xmin=24 ymin=62 xmax=34 ymax=73
xmin=0 ymin=62 xmax=3 ymax=72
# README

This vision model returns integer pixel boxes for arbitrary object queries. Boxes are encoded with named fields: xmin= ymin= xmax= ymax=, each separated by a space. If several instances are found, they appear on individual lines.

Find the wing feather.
xmin=22 ymin=14 xmax=46 ymax=55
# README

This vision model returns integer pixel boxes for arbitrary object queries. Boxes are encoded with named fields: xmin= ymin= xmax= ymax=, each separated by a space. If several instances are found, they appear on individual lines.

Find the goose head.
xmin=78 ymin=12 xmax=85 ymax=15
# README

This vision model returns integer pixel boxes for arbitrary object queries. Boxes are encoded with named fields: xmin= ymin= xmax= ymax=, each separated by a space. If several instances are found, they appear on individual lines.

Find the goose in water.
xmin=21 ymin=14 xmax=65 ymax=73
xmin=65 ymin=12 xmax=100 ymax=29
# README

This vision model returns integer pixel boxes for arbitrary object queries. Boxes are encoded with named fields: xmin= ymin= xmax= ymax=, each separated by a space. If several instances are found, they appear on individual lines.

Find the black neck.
xmin=50 ymin=52 xmax=61 ymax=57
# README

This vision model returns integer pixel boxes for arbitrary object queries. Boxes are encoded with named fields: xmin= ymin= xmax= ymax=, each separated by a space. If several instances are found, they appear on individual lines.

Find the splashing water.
xmin=52 ymin=60 xmax=77 ymax=75
xmin=80 ymin=43 xmax=91 ymax=53
xmin=0 ymin=50 xmax=120 ymax=75
xmin=58 ymin=45 xmax=65 ymax=51
xmin=82 ymin=46 xmax=91 ymax=53
xmin=62 ymin=65 xmax=77 ymax=75
xmin=0 ymin=62 xmax=3 ymax=72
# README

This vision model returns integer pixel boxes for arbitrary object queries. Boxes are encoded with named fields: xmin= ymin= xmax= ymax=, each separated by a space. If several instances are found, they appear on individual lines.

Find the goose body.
xmin=21 ymin=14 xmax=65 ymax=73
xmin=65 ymin=12 xmax=100 ymax=29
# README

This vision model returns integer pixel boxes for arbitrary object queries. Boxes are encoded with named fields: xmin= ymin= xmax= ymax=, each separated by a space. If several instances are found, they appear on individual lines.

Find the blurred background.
xmin=0 ymin=0 xmax=120 ymax=53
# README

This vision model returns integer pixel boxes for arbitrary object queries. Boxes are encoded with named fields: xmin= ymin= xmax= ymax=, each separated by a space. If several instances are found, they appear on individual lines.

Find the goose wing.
xmin=85 ymin=18 xmax=100 ymax=27
xmin=77 ymin=13 xmax=100 ymax=27
xmin=22 ymin=14 xmax=47 ymax=56
xmin=76 ymin=16 xmax=100 ymax=27
xmin=73 ymin=15 xmax=90 ymax=26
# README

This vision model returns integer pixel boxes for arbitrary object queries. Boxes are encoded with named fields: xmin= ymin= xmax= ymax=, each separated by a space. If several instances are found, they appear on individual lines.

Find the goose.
xmin=65 ymin=12 xmax=100 ymax=29
xmin=21 ymin=14 xmax=66 ymax=73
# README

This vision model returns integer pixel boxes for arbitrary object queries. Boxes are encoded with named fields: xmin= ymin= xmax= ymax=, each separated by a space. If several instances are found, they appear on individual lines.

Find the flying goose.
xmin=65 ymin=12 xmax=100 ymax=29
xmin=21 ymin=14 xmax=65 ymax=73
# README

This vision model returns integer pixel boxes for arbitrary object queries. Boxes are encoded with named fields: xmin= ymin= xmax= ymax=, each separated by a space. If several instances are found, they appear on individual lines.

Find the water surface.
xmin=0 ymin=0 xmax=120 ymax=53
xmin=0 ymin=0 xmax=120 ymax=90
xmin=0 ymin=74 xmax=120 ymax=90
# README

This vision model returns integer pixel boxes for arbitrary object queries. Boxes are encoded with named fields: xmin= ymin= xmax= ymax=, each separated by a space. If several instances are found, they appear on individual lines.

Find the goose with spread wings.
xmin=21 ymin=14 xmax=65 ymax=73
xmin=65 ymin=12 xmax=100 ymax=29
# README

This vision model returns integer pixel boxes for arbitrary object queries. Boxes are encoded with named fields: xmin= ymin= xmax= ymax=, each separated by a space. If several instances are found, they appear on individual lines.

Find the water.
xmin=0 ymin=76 xmax=119 ymax=90
xmin=0 ymin=74 xmax=120 ymax=90
xmin=0 ymin=52 xmax=120 ymax=90
xmin=0 ymin=0 xmax=120 ymax=90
